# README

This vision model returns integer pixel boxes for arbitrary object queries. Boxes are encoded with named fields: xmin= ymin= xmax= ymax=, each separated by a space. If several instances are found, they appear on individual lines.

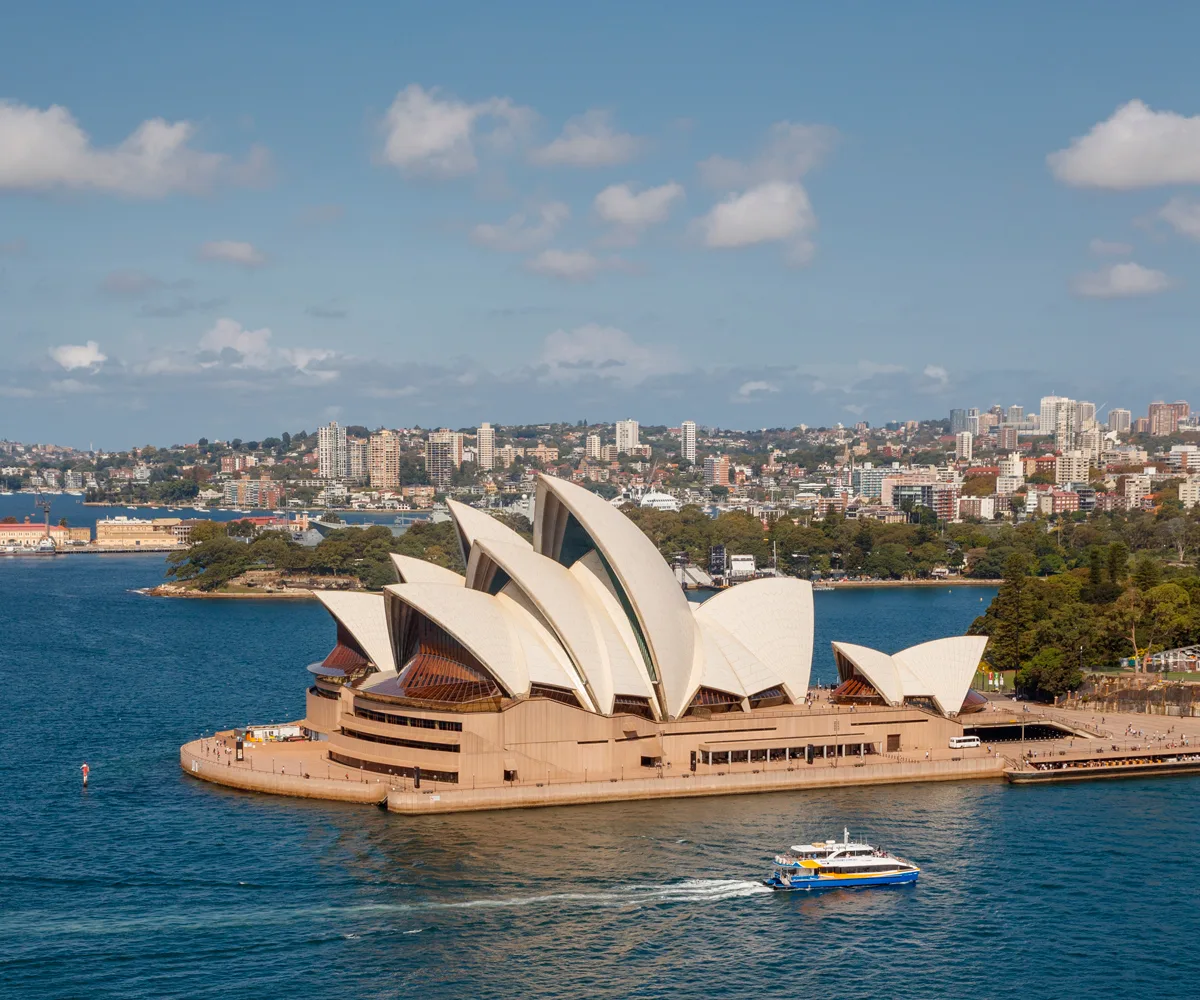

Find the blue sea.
xmin=2 ymin=555 xmax=1197 ymax=999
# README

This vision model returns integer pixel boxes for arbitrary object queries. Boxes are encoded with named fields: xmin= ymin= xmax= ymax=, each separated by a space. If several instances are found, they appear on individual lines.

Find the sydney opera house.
xmin=298 ymin=475 xmax=990 ymax=792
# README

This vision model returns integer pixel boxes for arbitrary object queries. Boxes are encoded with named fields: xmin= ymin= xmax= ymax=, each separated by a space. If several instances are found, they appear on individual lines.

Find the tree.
xmin=1016 ymin=647 xmax=1082 ymax=701
xmin=1107 ymin=541 xmax=1128 ymax=585
xmin=1133 ymin=556 xmax=1161 ymax=591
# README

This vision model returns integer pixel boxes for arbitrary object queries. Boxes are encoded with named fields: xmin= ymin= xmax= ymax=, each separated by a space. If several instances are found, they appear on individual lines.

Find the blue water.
xmin=0 ymin=493 xmax=420 ymax=532
xmin=2 ymin=558 xmax=1196 ymax=999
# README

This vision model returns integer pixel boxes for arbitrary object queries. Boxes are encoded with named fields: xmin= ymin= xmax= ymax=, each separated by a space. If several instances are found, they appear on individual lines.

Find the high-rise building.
xmin=949 ymin=409 xmax=967 ymax=434
xmin=966 ymin=408 xmax=980 ymax=436
xmin=615 ymin=419 xmax=639 ymax=455
xmin=317 ymin=422 xmax=347 ymax=480
xmin=997 ymin=426 xmax=1018 ymax=451
xmin=1075 ymin=400 xmax=1097 ymax=431
xmin=1038 ymin=395 xmax=1068 ymax=435
xmin=1148 ymin=400 xmax=1191 ymax=437
xmin=585 ymin=433 xmax=602 ymax=460
xmin=680 ymin=420 xmax=697 ymax=464
xmin=347 ymin=438 xmax=369 ymax=481
xmin=369 ymin=429 xmax=401 ymax=489
xmin=954 ymin=431 xmax=973 ymax=461
xmin=703 ymin=454 xmax=730 ymax=487
xmin=1004 ymin=404 xmax=1024 ymax=424
xmin=1181 ymin=475 xmax=1200 ymax=510
xmin=1055 ymin=450 xmax=1090 ymax=486
xmin=424 ymin=430 xmax=461 ymax=491
xmin=1107 ymin=408 xmax=1132 ymax=434
xmin=476 ymin=423 xmax=496 ymax=471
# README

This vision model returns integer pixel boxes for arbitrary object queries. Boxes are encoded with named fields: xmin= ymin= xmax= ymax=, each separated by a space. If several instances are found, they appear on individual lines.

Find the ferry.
xmin=764 ymin=829 xmax=919 ymax=890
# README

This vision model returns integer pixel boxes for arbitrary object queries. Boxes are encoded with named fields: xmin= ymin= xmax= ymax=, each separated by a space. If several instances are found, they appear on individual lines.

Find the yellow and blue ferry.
xmin=764 ymin=829 xmax=919 ymax=891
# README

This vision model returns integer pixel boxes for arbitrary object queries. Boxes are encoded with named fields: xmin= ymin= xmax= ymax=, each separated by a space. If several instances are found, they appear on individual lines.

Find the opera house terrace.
xmin=182 ymin=475 xmax=1002 ymax=812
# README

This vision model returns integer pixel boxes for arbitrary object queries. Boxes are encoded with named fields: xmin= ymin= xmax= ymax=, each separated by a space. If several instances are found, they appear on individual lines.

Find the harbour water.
xmin=2 ymin=557 xmax=1197 ymax=998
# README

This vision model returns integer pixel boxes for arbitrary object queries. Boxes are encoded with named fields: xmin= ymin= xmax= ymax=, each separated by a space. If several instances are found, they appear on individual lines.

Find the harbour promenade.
xmin=181 ymin=730 xmax=1008 ymax=812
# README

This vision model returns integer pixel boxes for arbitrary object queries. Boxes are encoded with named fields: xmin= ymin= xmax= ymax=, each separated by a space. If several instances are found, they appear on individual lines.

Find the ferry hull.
xmin=765 ymin=869 xmax=919 ymax=891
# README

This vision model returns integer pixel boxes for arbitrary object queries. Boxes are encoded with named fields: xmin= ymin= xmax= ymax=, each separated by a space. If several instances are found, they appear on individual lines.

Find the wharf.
xmin=1005 ymin=747 xmax=1200 ymax=783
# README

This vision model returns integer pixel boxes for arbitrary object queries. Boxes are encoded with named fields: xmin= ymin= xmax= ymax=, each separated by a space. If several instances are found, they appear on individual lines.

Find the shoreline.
xmin=820 ymin=578 xmax=1000 ymax=589
xmin=142 ymin=585 xmax=323 ymax=600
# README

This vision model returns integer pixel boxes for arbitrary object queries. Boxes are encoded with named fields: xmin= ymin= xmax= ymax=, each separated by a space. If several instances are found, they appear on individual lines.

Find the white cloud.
xmin=199 ymin=240 xmax=266 ymax=267
xmin=537 ymin=324 xmax=678 ymax=384
xmin=50 ymin=340 xmax=106 ymax=370
xmin=471 ymin=202 xmax=569 ymax=252
xmin=1088 ymin=238 xmax=1133 ymax=256
xmin=1158 ymin=197 xmax=1200 ymax=239
xmin=378 ymin=84 xmax=535 ymax=178
xmin=526 ymin=248 xmax=618 ymax=281
xmin=594 ymin=182 xmax=683 ymax=240
xmin=0 ymin=100 xmax=266 ymax=197
xmin=699 ymin=121 xmax=837 ymax=188
xmin=1048 ymin=100 xmax=1200 ymax=189
xmin=732 ymin=379 xmax=779 ymax=402
xmin=923 ymin=364 xmax=949 ymax=386
xmin=530 ymin=110 xmax=640 ymax=167
xmin=698 ymin=181 xmax=816 ymax=262
xmin=199 ymin=318 xmax=273 ymax=366
xmin=1071 ymin=262 xmax=1171 ymax=299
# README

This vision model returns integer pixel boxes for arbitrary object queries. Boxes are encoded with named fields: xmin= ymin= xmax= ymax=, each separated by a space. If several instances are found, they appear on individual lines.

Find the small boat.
xmin=764 ymin=829 xmax=919 ymax=890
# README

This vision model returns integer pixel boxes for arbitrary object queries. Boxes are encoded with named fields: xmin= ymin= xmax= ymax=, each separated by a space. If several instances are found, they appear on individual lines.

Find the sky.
xmin=3 ymin=1 xmax=1200 ymax=448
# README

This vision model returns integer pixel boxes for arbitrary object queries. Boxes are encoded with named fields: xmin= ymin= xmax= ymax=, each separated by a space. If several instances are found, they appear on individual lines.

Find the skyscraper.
xmin=966 ymin=408 xmax=980 ymax=436
xmin=476 ymin=423 xmax=496 ymax=471
xmin=369 ymin=429 xmax=401 ymax=489
xmin=955 ymin=431 xmax=973 ymax=461
xmin=347 ymin=438 xmax=369 ymax=481
xmin=615 ymin=419 xmax=639 ymax=454
xmin=585 ymin=433 xmax=602 ymax=460
xmin=317 ymin=422 xmax=347 ymax=480
xmin=1148 ymin=400 xmax=1190 ymax=437
xmin=425 ymin=430 xmax=461 ymax=491
xmin=1038 ymin=395 xmax=1068 ymax=435
xmin=1107 ymin=408 xmax=1132 ymax=434
xmin=680 ymin=420 xmax=697 ymax=464
xmin=949 ymin=409 xmax=967 ymax=434
xmin=1004 ymin=404 xmax=1024 ymax=424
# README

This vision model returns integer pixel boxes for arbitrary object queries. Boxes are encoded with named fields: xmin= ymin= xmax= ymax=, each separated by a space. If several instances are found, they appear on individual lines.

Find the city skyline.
xmin=5 ymin=5 xmax=1200 ymax=444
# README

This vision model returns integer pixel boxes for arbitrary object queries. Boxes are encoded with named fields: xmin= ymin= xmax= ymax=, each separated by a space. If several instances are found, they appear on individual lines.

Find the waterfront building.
xmin=369 ymin=430 xmax=401 ymax=489
xmin=0 ymin=520 xmax=91 ymax=549
xmin=318 ymin=422 xmax=348 ymax=480
xmin=1107 ymin=408 xmax=1132 ymax=434
xmin=615 ymin=419 xmax=639 ymax=455
xmin=477 ymin=423 xmax=496 ymax=472
xmin=290 ymin=476 xmax=988 ymax=793
xmin=680 ymin=420 xmax=697 ymax=464
xmin=222 ymin=478 xmax=283 ymax=508
xmin=94 ymin=516 xmax=184 ymax=549
xmin=831 ymin=639 xmax=989 ymax=716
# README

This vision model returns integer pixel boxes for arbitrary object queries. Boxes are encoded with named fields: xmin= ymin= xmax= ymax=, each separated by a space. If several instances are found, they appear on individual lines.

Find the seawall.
xmin=386 ymin=755 xmax=1006 ymax=815
xmin=180 ymin=742 xmax=389 ymax=804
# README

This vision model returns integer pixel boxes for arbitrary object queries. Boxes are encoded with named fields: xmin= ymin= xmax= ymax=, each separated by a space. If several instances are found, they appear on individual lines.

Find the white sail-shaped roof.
xmin=383 ymin=584 xmax=530 ymax=697
xmin=446 ymin=499 xmax=530 ymax=568
xmin=390 ymin=552 xmax=465 ymax=586
xmin=831 ymin=635 xmax=988 ymax=716
xmin=313 ymin=592 xmax=396 ymax=673
xmin=893 ymin=636 xmax=989 ymax=716
xmin=467 ymin=537 xmax=642 ymax=714
xmin=693 ymin=578 xmax=814 ymax=699
xmin=534 ymin=475 xmax=698 ymax=719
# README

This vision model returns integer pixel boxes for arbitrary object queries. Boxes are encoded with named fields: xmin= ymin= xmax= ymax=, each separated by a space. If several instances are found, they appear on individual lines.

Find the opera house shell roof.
xmin=830 ymin=636 xmax=990 ymax=717
xmin=315 ymin=475 xmax=816 ymax=721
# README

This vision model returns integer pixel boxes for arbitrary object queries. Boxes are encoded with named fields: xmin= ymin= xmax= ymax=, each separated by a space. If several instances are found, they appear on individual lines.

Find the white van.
xmin=948 ymin=735 xmax=981 ymax=749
